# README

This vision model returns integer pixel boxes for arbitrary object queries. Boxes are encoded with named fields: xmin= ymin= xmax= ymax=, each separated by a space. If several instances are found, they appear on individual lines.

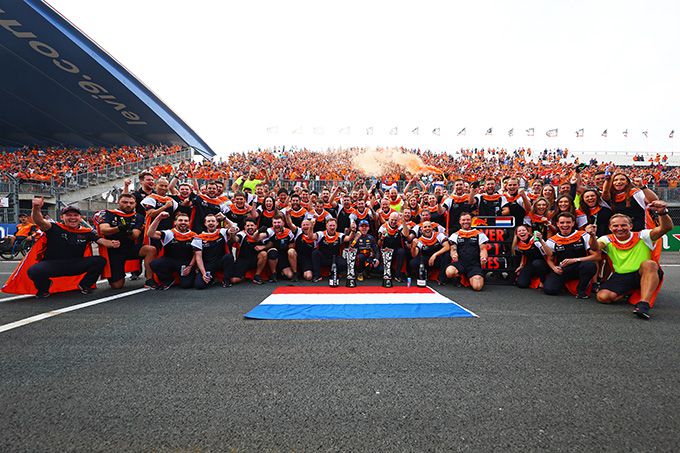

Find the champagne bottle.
xmin=416 ymin=254 xmax=427 ymax=287
xmin=330 ymin=255 xmax=338 ymax=287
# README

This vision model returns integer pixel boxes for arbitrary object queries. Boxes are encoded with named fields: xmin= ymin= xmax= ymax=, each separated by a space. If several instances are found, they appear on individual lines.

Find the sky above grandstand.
xmin=49 ymin=0 xmax=680 ymax=157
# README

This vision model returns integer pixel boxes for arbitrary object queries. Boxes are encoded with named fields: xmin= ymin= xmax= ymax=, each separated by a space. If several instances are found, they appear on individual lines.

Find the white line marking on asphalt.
xmin=0 ymin=287 xmax=149 ymax=334
xmin=427 ymin=286 xmax=479 ymax=318
xmin=0 ymin=279 xmax=109 ymax=303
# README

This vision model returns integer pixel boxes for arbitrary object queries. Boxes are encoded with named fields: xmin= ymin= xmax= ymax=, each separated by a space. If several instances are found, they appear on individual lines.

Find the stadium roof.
xmin=0 ymin=0 xmax=215 ymax=157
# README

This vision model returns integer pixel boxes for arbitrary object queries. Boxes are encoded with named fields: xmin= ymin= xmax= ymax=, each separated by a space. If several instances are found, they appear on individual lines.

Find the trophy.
xmin=381 ymin=248 xmax=394 ymax=288
xmin=344 ymin=247 xmax=358 ymax=287
xmin=329 ymin=255 xmax=339 ymax=287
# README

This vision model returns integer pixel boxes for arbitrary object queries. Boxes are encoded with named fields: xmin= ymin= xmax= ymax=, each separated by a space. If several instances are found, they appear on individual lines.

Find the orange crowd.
xmin=150 ymin=147 xmax=678 ymax=189
xmin=0 ymin=144 xmax=184 ymax=185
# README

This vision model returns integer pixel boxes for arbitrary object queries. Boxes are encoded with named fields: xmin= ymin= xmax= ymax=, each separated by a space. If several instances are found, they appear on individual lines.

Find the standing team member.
xmin=192 ymin=214 xmax=237 ymax=289
xmin=442 ymin=179 xmax=473 ymax=233
xmin=96 ymin=194 xmax=145 ymax=289
xmin=595 ymin=202 xmax=673 ymax=319
xmin=141 ymin=178 xmax=178 ymax=229
xmin=125 ymin=172 xmax=155 ymax=217
xmin=148 ymin=212 xmax=197 ymax=290
xmin=225 ymin=192 xmax=258 ymax=230
xmin=501 ymin=178 xmax=530 ymax=229
xmin=191 ymin=182 xmax=229 ymax=233
xmin=543 ymin=213 xmax=599 ymax=298
xmin=474 ymin=179 xmax=507 ymax=217
xmin=22 ymin=198 xmax=119 ymax=298
xmin=445 ymin=212 xmax=489 ymax=291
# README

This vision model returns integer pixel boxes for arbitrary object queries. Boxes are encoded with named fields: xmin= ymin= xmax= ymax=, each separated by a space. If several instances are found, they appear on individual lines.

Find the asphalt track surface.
xmin=0 ymin=258 xmax=679 ymax=452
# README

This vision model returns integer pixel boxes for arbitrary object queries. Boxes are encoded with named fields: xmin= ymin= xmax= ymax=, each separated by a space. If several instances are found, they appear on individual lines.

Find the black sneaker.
xmin=221 ymin=281 xmax=232 ymax=288
xmin=144 ymin=279 xmax=158 ymax=289
xmin=35 ymin=291 xmax=50 ymax=299
xmin=129 ymin=271 xmax=141 ymax=281
xmin=436 ymin=280 xmax=446 ymax=286
xmin=633 ymin=301 xmax=651 ymax=320
xmin=267 ymin=276 xmax=278 ymax=284
xmin=78 ymin=284 xmax=95 ymax=295
xmin=156 ymin=281 xmax=174 ymax=291
xmin=575 ymin=293 xmax=589 ymax=299
xmin=291 ymin=274 xmax=299 ymax=282
xmin=312 ymin=277 xmax=322 ymax=283
xmin=252 ymin=275 xmax=264 ymax=285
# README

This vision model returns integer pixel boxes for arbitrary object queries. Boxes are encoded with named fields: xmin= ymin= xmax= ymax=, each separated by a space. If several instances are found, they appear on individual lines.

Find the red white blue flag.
xmin=244 ymin=286 xmax=477 ymax=320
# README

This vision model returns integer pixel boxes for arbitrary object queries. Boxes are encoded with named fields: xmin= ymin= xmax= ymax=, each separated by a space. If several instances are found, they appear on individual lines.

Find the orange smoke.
xmin=351 ymin=148 xmax=443 ymax=176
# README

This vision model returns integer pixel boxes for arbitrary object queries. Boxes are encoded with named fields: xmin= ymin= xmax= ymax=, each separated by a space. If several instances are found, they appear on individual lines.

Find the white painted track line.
xmin=0 ymin=287 xmax=149 ymax=334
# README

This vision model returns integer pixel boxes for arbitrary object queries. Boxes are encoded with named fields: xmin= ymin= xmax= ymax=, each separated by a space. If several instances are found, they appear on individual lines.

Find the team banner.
xmin=244 ymin=286 xmax=477 ymax=320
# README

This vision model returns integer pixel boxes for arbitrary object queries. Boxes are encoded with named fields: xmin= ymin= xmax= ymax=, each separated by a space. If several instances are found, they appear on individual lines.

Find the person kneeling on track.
xmin=595 ymin=203 xmax=673 ymax=320
xmin=192 ymin=214 xmax=237 ymax=289
xmin=543 ymin=212 xmax=599 ymax=299
xmin=378 ymin=212 xmax=411 ymax=282
xmin=311 ymin=218 xmax=354 ymax=282
xmin=231 ymin=220 xmax=268 ymax=285
xmin=444 ymin=212 xmax=489 ymax=291
xmin=27 ymin=198 xmax=120 ymax=298
xmin=261 ymin=215 xmax=298 ymax=283
xmin=512 ymin=225 xmax=550 ymax=289
xmin=409 ymin=220 xmax=450 ymax=285
xmin=147 ymin=211 xmax=197 ymax=290
xmin=349 ymin=219 xmax=381 ymax=281
xmin=292 ymin=219 xmax=317 ymax=281
xmin=96 ymin=194 xmax=145 ymax=289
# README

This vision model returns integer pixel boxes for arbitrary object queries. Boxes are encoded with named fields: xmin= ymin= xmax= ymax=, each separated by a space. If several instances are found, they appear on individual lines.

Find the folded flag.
xmin=244 ymin=286 xmax=477 ymax=320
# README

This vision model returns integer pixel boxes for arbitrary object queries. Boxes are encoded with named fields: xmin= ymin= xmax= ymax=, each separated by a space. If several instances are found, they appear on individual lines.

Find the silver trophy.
xmin=381 ymin=248 xmax=394 ymax=288
xmin=344 ymin=247 xmax=358 ymax=287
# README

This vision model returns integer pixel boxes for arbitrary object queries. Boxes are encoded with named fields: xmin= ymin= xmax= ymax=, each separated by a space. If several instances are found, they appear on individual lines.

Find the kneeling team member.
xmin=596 ymin=203 xmax=672 ymax=319
xmin=192 ymin=214 xmax=237 ymax=289
xmin=148 ymin=211 xmax=197 ymax=289
xmin=409 ymin=221 xmax=450 ymax=284
xmin=97 ymin=194 xmax=145 ymax=289
xmin=261 ymin=214 xmax=298 ymax=282
xmin=26 ymin=197 xmax=119 ymax=297
xmin=445 ymin=212 xmax=489 ymax=291
xmin=543 ymin=212 xmax=598 ymax=298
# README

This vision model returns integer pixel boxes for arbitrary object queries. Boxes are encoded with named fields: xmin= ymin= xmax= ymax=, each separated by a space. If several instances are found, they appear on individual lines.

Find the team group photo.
xmin=1 ymin=0 xmax=679 ymax=451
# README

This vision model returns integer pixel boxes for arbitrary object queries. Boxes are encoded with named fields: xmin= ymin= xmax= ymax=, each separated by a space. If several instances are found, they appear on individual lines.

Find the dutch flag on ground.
xmin=244 ymin=286 xmax=477 ymax=320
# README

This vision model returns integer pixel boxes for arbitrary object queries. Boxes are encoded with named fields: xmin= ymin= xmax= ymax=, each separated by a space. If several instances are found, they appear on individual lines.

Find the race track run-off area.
xmin=0 ymin=260 xmax=679 ymax=451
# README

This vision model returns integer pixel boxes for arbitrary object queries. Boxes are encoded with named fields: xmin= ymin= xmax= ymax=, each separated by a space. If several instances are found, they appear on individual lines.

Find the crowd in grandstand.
xmin=2 ymin=146 xmax=674 ymax=321
xmin=168 ymin=148 xmax=680 ymax=189
xmin=0 ymin=144 xmax=183 ymax=184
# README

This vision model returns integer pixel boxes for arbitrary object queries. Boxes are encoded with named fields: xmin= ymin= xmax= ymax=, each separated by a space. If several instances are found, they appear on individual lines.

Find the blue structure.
xmin=0 ymin=0 xmax=215 ymax=157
